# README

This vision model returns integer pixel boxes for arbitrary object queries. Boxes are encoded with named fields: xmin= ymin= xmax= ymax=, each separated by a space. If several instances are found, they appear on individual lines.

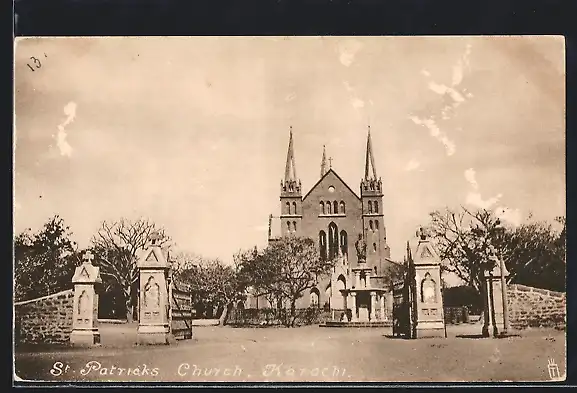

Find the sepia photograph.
xmin=13 ymin=36 xmax=566 ymax=383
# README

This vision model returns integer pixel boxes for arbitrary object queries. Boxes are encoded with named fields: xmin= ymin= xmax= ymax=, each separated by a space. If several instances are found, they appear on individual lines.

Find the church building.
xmin=247 ymin=127 xmax=399 ymax=313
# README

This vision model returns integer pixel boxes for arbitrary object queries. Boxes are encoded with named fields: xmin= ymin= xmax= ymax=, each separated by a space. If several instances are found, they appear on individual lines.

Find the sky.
xmin=14 ymin=36 xmax=566 ymax=265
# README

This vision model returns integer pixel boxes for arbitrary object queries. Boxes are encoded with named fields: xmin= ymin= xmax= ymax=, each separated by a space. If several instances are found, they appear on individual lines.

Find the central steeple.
xmin=320 ymin=145 xmax=328 ymax=178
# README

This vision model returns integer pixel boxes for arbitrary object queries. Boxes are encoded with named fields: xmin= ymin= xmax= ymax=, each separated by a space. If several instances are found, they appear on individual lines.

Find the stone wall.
xmin=14 ymin=289 xmax=74 ymax=345
xmin=507 ymin=284 xmax=566 ymax=329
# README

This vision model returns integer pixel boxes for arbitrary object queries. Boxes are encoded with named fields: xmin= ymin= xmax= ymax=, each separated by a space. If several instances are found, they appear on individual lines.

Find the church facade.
xmin=247 ymin=127 xmax=398 ymax=311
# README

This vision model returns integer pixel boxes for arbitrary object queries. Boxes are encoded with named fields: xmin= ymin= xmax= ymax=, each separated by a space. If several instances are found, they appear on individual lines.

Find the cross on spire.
xmin=83 ymin=250 xmax=94 ymax=264
xmin=328 ymin=157 xmax=333 ymax=168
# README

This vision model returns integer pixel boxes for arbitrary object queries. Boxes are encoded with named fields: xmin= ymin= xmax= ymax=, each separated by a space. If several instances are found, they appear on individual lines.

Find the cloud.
xmin=337 ymin=39 xmax=363 ymax=67
xmin=55 ymin=102 xmax=77 ymax=157
xmin=466 ymin=191 xmax=502 ymax=210
xmin=409 ymin=115 xmax=456 ymax=156
xmin=495 ymin=206 xmax=523 ymax=227
xmin=452 ymin=43 xmax=472 ymax=86
xmin=285 ymin=93 xmax=296 ymax=102
xmin=427 ymin=81 xmax=465 ymax=103
xmin=343 ymin=81 xmax=353 ymax=92
xmin=463 ymin=167 xmax=503 ymax=209
xmin=351 ymin=97 xmax=365 ymax=109
xmin=405 ymin=159 xmax=421 ymax=172
xmin=412 ymin=44 xmax=473 ymax=156
xmin=464 ymin=168 xmax=479 ymax=190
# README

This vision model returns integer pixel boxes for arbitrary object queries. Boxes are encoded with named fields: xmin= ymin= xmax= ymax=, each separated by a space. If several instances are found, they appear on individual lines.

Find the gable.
xmin=302 ymin=169 xmax=360 ymax=202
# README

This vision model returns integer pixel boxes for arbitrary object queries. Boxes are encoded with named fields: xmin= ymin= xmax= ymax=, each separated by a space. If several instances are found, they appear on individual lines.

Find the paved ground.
xmin=14 ymin=323 xmax=566 ymax=383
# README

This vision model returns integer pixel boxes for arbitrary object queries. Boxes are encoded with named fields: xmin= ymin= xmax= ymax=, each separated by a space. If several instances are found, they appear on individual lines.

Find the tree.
xmin=14 ymin=216 xmax=79 ymax=302
xmin=238 ymin=236 xmax=337 ymax=327
xmin=425 ymin=206 xmax=566 ymax=295
xmin=497 ymin=218 xmax=565 ymax=291
xmin=426 ymin=207 xmax=500 ymax=293
xmin=173 ymin=252 xmax=245 ymax=325
xmin=90 ymin=218 xmax=170 ymax=322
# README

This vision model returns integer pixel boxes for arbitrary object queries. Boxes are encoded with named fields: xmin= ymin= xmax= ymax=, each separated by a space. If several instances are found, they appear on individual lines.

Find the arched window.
xmin=328 ymin=222 xmax=339 ymax=260
xmin=340 ymin=230 xmax=348 ymax=256
xmin=369 ymin=220 xmax=374 ymax=231
xmin=286 ymin=221 xmax=291 ymax=232
xmin=340 ymin=201 xmax=345 ymax=214
xmin=374 ymin=266 xmax=377 ymax=274
xmin=326 ymin=201 xmax=332 ymax=214
xmin=374 ymin=201 xmax=379 ymax=214
xmin=373 ymin=243 xmax=377 ymax=252
xmin=286 ymin=202 xmax=290 ymax=214
xmin=293 ymin=221 xmax=297 ymax=232
xmin=292 ymin=202 xmax=297 ymax=215
xmin=319 ymin=231 xmax=327 ymax=260
xmin=320 ymin=201 xmax=325 ymax=214
xmin=333 ymin=201 xmax=338 ymax=214
xmin=368 ymin=201 xmax=373 ymax=213
xmin=375 ymin=220 xmax=379 ymax=231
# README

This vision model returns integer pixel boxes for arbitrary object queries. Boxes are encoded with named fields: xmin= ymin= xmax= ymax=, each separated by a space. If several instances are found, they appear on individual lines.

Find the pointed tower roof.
xmin=364 ymin=126 xmax=377 ymax=180
xmin=284 ymin=126 xmax=297 ymax=182
xmin=320 ymin=145 xmax=327 ymax=178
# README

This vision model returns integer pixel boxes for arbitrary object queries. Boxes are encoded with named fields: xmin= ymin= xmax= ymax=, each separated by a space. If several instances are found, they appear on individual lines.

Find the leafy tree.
xmin=173 ymin=252 xmax=245 ymax=325
xmin=238 ymin=236 xmax=337 ymax=327
xmin=425 ymin=207 xmax=566 ymax=296
xmin=14 ymin=216 xmax=79 ymax=302
xmin=426 ymin=207 xmax=500 ymax=293
xmin=498 ymin=218 xmax=565 ymax=291
xmin=90 ymin=218 xmax=170 ymax=322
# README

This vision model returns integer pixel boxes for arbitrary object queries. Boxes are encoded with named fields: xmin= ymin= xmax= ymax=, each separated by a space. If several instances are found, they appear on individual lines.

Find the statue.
xmin=355 ymin=233 xmax=367 ymax=263
xmin=421 ymin=273 xmax=437 ymax=303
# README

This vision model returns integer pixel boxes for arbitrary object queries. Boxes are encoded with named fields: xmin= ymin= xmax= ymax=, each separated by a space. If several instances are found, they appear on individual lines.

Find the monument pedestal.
xmin=416 ymin=322 xmax=445 ymax=338
xmin=70 ymin=329 xmax=101 ymax=346
xmin=137 ymin=325 xmax=170 ymax=345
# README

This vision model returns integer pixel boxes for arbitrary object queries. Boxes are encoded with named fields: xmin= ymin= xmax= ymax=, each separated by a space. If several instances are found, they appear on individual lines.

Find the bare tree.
xmin=91 ymin=218 xmax=170 ymax=322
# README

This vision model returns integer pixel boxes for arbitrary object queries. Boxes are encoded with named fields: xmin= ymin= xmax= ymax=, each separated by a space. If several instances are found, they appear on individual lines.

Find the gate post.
xmin=136 ymin=232 xmax=170 ymax=345
xmin=70 ymin=251 xmax=102 ymax=347
xmin=411 ymin=229 xmax=446 ymax=338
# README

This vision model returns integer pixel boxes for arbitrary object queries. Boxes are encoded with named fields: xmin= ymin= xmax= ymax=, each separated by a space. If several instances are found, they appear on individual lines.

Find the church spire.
xmin=320 ymin=145 xmax=327 ymax=178
xmin=364 ymin=126 xmax=377 ymax=181
xmin=281 ymin=126 xmax=301 ymax=196
xmin=284 ymin=126 xmax=297 ymax=182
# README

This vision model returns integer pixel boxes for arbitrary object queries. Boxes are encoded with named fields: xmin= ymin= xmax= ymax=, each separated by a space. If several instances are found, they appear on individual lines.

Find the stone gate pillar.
xmin=137 ymin=233 xmax=170 ymax=345
xmin=412 ymin=230 xmax=446 ymax=338
xmin=70 ymin=251 xmax=102 ymax=346
xmin=484 ymin=254 xmax=510 ymax=337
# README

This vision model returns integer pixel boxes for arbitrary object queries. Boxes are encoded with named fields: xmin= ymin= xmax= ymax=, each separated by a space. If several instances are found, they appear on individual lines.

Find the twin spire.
xmin=364 ymin=126 xmax=377 ymax=181
xmin=284 ymin=126 xmax=297 ymax=182
xmin=282 ymin=125 xmax=378 ymax=183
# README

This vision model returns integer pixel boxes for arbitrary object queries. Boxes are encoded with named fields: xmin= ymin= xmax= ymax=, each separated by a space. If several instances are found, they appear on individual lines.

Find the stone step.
xmin=320 ymin=321 xmax=393 ymax=328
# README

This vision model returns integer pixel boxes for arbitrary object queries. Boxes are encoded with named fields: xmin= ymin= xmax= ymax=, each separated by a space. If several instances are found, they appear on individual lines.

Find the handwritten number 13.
xmin=26 ymin=56 xmax=41 ymax=72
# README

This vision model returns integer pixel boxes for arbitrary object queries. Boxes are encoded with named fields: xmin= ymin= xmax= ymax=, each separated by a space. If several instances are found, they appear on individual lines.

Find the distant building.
xmin=247 ymin=127 xmax=399 ymax=310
